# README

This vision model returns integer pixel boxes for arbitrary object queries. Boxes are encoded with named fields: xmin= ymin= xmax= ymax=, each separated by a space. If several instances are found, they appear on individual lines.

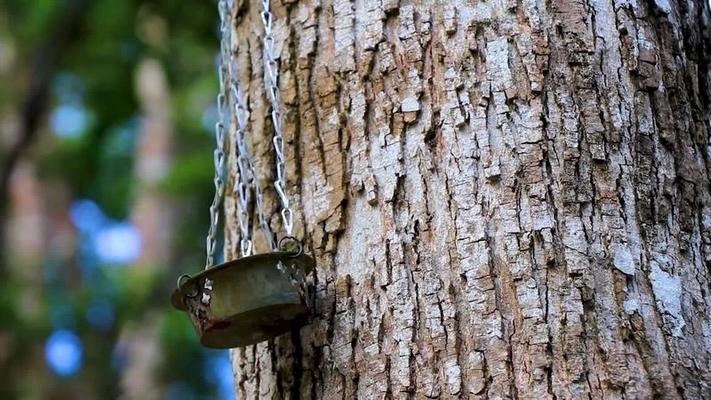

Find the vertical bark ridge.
xmin=224 ymin=0 xmax=711 ymax=398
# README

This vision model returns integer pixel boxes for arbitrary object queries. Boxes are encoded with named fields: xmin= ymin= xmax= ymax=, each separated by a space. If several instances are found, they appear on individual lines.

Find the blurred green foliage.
xmin=0 ymin=0 xmax=231 ymax=398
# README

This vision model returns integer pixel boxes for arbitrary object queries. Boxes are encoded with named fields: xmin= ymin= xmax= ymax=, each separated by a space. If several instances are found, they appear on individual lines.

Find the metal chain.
xmin=223 ymin=0 xmax=276 ymax=255
xmin=260 ymin=0 xmax=294 ymax=237
xmin=228 ymin=51 xmax=276 ymax=255
xmin=204 ymin=0 xmax=294 ymax=269
xmin=204 ymin=0 xmax=231 ymax=269
xmin=225 ymin=5 xmax=253 ymax=257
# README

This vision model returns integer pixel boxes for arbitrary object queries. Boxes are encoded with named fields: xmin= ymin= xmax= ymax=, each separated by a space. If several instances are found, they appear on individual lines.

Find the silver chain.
xmin=224 ymin=0 xmax=277 ymax=256
xmin=204 ymin=0 xmax=294 ymax=269
xmin=261 ymin=0 xmax=294 ymax=237
xmin=228 ymin=49 xmax=276 ymax=255
xmin=204 ymin=0 xmax=231 ymax=269
xmin=225 ymin=4 xmax=253 ymax=257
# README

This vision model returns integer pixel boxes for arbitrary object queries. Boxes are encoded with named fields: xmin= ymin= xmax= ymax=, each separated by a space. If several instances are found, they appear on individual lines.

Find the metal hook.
xmin=178 ymin=274 xmax=201 ymax=300
xmin=278 ymin=236 xmax=303 ymax=257
xmin=177 ymin=274 xmax=192 ymax=288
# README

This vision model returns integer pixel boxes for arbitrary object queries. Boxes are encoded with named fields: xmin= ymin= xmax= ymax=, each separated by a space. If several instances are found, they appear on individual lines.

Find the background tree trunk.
xmin=119 ymin=57 xmax=174 ymax=400
xmin=224 ymin=0 xmax=711 ymax=398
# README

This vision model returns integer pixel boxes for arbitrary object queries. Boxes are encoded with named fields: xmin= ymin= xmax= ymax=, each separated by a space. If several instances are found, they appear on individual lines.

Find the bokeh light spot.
xmin=45 ymin=330 xmax=83 ymax=377
xmin=51 ymin=104 xmax=89 ymax=138
xmin=95 ymin=222 xmax=142 ymax=265
xmin=70 ymin=199 xmax=106 ymax=234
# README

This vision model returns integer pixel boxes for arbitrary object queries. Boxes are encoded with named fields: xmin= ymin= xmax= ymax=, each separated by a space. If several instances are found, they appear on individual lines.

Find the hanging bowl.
xmin=171 ymin=251 xmax=314 ymax=348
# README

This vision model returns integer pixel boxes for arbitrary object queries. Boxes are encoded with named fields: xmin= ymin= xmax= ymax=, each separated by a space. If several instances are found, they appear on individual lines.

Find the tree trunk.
xmin=131 ymin=58 xmax=175 ymax=269
xmin=223 ymin=0 xmax=711 ymax=398
xmin=119 ymin=57 xmax=174 ymax=400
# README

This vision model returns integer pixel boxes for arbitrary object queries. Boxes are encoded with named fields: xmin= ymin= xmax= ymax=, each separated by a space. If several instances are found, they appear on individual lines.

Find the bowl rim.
xmin=170 ymin=251 xmax=315 ymax=311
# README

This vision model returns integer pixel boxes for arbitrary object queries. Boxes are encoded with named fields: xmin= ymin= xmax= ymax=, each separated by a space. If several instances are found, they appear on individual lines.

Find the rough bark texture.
xmin=224 ymin=0 xmax=711 ymax=398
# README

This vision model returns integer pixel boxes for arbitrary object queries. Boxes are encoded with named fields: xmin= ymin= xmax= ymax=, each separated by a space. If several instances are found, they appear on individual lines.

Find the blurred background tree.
xmin=0 ymin=1 xmax=233 ymax=398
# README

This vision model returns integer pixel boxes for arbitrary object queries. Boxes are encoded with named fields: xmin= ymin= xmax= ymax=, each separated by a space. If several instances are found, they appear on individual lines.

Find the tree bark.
xmin=223 ymin=0 xmax=711 ymax=398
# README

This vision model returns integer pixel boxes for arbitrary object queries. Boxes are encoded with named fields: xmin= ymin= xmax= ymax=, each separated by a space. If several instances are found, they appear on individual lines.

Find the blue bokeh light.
xmin=70 ymin=199 xmax=106 ymax=234
xmin=95 ymin=222 xmax=142 ymax=265
xmin=70 ymin=199 xmax=143 ymax=268
xmin=45 ymin=330 xmax=83 ymax=377
xmin=51 ymin=104 xmax=89 ymax=138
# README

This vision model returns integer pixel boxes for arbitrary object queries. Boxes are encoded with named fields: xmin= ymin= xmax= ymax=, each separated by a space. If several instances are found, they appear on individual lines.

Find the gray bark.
xmin=224 ymin=0 xmax=711 ymax=398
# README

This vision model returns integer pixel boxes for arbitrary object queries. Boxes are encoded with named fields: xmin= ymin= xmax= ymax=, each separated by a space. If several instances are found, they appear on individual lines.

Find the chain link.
xmin=204 ymin=0 xmax=231 ymax=269
xmin=260 ymin=0 xmax=294 ymax=236
xmin=228 ymin=52 xmax=276 ymax=254
xmin=224 ymin=1 xmax=277 ymax=254
xmin=204 ymin=0 xmax=295 ymax=269
xmin=223 ymin=3 xmax=252 ymax=257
